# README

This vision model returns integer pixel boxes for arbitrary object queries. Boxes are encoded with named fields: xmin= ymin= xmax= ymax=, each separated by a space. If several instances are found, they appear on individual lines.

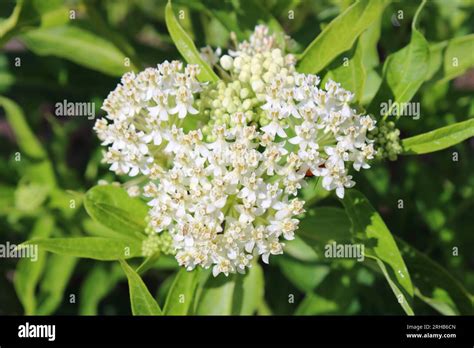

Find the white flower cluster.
xmin=216 ymin=27 xmax=376 ymax=199
xmin=94 ymin=61 xmax=202 ymax=177
xmin=95 ymin=25 xmax=376 ymax=276
xmin=143 ymin=117 xmax=305 ymax=276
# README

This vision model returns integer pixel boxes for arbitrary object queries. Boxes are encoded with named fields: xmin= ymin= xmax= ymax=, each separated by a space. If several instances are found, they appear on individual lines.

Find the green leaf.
xmin=300 ymin=176 xmax=330 ymax=207
xmin=83 ymin=2 xmax=142 ymax=70
xmin=0 ymin=96 xmax=55 ymax=187
xmin=295 ymin=271 xmax=358 ymax=315
xmin=48 ymin=189 xmax=83 ymax=219
xmin=14 ymin=182 xmax=49 ymax=213
xmin=277 ymin=256 xmax=330 ymax=293
xmin=361 ymin=69 xmax=382 ymax=106
xmin=79 ymin=263 xmax=123 ymax=315
xmin=165 ymin=1 xmax=219 ymax=82
xmin=359 ymin=16 xmax=383 ymax=105
xmin=0 ymin=0 xmax=26 ymax=45
xmin=296 ymin=293 xmax=339 ymax=315
xmin=0 ymin=96 xmax=46 ymax=159
xmin=136 ymin=252 xmax=162 ymax=275
xmin=283 ymin=236 xmax=318 ymax=262
xmin=195 ymin=274 xmax=237 ymax=315
xmin=84 ymin=185 xmax=148 ymax=242
xmin=401 ymin=118 xmax=474 ymax=155
xmin=233 ymin=263 xmax=264 ymax=315
xmin=0 ymin=0 xmax=61 ymax=46
xmin=323 ymin=38 xmax=365 ymax=103
xmin=23 ymin=237 xmax=142 ymax=260
xmin=36 ymin=254 xmax=77 ymax=315
xmin=374 ymin=0 xmax=429 ymax=119
xmin=0 ymin=185 xmax=16 ymax=215
xmin=297 ymin=0 xmax=389 ymax=74
xmin=443 ymin=34 xmax=474 ymax=82
xmin=425 ymin=41 xmax=447 ymax=81
xmin=196 ymin=263 xmax=264 ymax=315
xmin=297 ymin=207 xmax=352 ymax=256
xmin=341 ymin=190 xmax=414 ymax=315
xmin=396 ymin=237 xmax=473 ymax=315
xmin=359 ymin=16 xmax=382 ymax=70
xmin=119 ymin=259 xmax=162 ymax=315
xmin=20 ymin=25 xmax=135 ymax=76
xmin=14 ymin=214 xmax=54 ymax=314
xmin=163 ymin=268 xmax=200 ymax=315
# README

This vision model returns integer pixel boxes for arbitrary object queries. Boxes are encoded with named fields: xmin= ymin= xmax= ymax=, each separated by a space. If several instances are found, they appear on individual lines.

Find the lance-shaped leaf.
xmin=0 ymin=0 xmax=25 ymax=40
xmin=295 ymin=207 xmax=353 ymax=257
xmin=342 ymin=190 xmax=414 ymax=315
xmin=196 ymin=263 xmax=264 ymax=315
xmin=0 ymin=96 xmax=46 ymax=159
xmin=401 ymin=118 xmax=474 ymax=155
xmin=14 ymin=214 xmax=55 ymax=314
xmin=359 ymin=16 xmax=383 ymax=105
xmin=20 ymin=25 xmax=135 ymax=76
xmin=165 ymin=1 xmax=219 ymax=82
xmin=425 ymin=41 xmax=447 ymax=81
xmin=36 ymin=254 xmax=77 ymax=315
xmin=373 ymin=0 xmax=429 ymax=118
xmin=425 ymin=35 xmax=474 ymax=84
xmin=297 ymin=0 xmax=389 ymax=74
xmin=22 ymin=237 xmax=142 ymax=260
xmin=323 ymin=38 xmax=366 ymax=103
xmin=396 ymin=237 xmax=473 ymax=315
xmin=163 ymin=268 xmax=200 ymax=315
xmin=84 ymin=185 xmax=148 ymax=241
xmin=119 ymin=259 xmax=162 ymax=315
xmin=443 ymin=34 xmax=474 ymax=82
xmin=79 ymin=263 xmax=124 ymax=315
xmin=0 ymin=96 xmax=56 ymax=186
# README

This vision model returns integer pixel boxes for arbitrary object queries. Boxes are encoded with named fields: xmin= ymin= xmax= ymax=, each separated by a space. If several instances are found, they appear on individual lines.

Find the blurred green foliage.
xmin=0 ymin=0 xmax=472 ymax=315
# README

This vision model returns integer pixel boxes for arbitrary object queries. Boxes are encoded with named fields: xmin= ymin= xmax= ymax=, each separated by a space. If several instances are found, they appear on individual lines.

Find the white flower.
xmin=170 ymin=86 xmax=198 ymax=118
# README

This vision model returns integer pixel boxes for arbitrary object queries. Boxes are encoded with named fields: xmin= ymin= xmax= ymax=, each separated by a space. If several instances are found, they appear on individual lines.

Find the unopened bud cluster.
xmin=142 ymin=230 xmax=174 ymax=256
xmin=369 ymin=121 xmax=402 ymax=161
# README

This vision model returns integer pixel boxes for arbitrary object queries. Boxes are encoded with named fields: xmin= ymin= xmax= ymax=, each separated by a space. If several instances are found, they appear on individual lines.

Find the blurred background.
xmin=0 ymin=0 xmax=473 ymax=315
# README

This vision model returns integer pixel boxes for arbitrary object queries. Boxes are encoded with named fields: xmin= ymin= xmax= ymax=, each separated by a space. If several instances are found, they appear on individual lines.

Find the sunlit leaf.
xmin=443 ymin=34 xmax=474 ymax=82
xmin=84 ymin=185 xmax=148 ymax=242
xmin=164 ymin=268 xmax=200 ymax=315
xmin=372 ymin=0 xmax=429 ymax=119
xmin=401 ymin=118 xmax=474 ymax=155
xmin=323 ymin=38 xmax=365 ymax=103
xmin=297 ymin=0 xmax=389 ymax=74
xmin=342 ymin=190 xmax=414 ymax=315
xmin=22 ymin=237 xmax=142 ymax=260
xmin=196 ymin=263 xmax=264 ymax=315
xmin=21 ymin=25 xmax=135 ymax=76
xmin=119 ymin=259 xmax=162 ymax=315
xmin=165 ymin=1 xmax=219 ymax=82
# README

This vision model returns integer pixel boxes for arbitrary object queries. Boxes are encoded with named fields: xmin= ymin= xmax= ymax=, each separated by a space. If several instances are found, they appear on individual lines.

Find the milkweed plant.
xmin=2 ymin=0 xmax=472 ymax=316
